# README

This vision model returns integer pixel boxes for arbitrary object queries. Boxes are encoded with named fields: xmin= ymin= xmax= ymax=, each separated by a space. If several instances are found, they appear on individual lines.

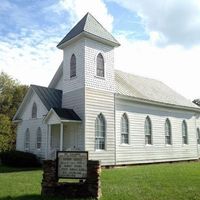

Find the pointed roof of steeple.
xmin=57 ymin=12 xmax=120 ymax=48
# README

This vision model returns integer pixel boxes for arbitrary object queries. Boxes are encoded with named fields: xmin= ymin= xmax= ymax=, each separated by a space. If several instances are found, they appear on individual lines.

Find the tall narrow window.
xmin=165 ymin=118 xmax=172 ymax=145
xmin=32 ymin=102 xmax=37 ymax=118
xmin=70 ymin=54 xmax=76 ymax=78
xmin=96 ymin=53 xmax=104 ymax=77
xmin=24 ymin=128 xmax=30 ymax=151
xmin=182 ymin=120 xmax=188 ymax=144
xmin=197 ymin=128 xmax=200 ymax=144
xmin=36 ymin=127 xmax=42 ymax=150
xmin=145 ymin=116 xmax=152 ymax=145
xmin=95 ymin=113 xmax=106 ymax=150
xmin=121 ymin=113 xmax=129 ymax=144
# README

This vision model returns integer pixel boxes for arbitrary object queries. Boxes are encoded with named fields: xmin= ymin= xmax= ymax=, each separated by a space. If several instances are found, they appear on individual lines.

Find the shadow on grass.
xmin=0 ymin=195 xmax=64 ymax=200
xmin=0 ymin=195 xmax=91 ymax=200
xmin=0 ymin=165 xmax=41 ymax=173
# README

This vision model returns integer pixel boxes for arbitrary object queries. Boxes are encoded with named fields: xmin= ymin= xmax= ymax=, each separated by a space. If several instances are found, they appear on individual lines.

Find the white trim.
xmin=60 ymin=123 xmax=64 ymax=151
xmin=61 ymin=120 xmax=81 ymax=123
xmin=116 ymin=94 xmax=200 ymax=113
xmin=13 ymin=88 xmax=34 ymax=120
xmin=94 ymin=52 xmax=106 ymax=79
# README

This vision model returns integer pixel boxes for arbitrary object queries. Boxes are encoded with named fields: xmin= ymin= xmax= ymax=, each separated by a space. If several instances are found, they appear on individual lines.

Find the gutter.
xmin=116 ymin=94 xmax=200 ymax=113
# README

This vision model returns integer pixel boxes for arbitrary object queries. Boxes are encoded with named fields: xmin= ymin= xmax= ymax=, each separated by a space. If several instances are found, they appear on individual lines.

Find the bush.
xmin=0 ymin=150 xmax=41 ymax=168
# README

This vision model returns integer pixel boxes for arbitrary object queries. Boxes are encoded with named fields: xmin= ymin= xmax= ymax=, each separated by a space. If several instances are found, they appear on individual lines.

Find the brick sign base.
xmin=41 ymin=160 xmax=101 ymax=199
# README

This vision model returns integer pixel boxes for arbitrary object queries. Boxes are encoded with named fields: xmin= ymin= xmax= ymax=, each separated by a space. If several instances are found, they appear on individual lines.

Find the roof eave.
xmin=115 ymin=94 xmax=200 ymax=113
xmin=57 ymin=31 xmax=120 ymax=49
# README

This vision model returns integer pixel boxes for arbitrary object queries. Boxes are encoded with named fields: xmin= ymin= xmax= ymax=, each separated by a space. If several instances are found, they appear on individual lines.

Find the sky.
xmin=1 ymin=0 xmax=200 ymax=101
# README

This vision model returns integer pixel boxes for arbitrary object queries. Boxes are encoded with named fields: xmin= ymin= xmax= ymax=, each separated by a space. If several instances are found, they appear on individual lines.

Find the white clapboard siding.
xmin=21 ymin=91 xmax=48 ymax=120
xmin=115 ymin=98 xmax=198 ymax=165
xmin=62 ymin=39 xmax=85 ymax=94
xmin=85 ymin=87 xmax=115 ymax=165
xmin=54 ymin=72 xmax=63 ymax=91
xmin=195 ymin=116 xmax=200 ymax=157
xmin=84 ymin=38 xmax=115 ymax=93
xmin=16 ymin=118 xmax=47 ymax=159
xmin=62 ymin=88 xmax=85 ymax=150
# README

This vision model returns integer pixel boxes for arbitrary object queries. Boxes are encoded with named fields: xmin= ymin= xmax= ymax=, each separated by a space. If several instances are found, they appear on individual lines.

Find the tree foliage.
xmin=0 ymin=72 xmax=28 ymax=152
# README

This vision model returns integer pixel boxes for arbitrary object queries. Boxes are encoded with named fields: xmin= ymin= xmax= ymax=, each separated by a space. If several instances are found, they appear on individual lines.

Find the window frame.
xmin=95 ymin=113 xmax=106 ymax=150
xmin=70 ymin=54 xmax=76 ymax=79
xmin=96 ymin=53 xmax=105 ymax=78
xmin=182 ymin=120 xmax=188 ymax=145
xmin=36 ymin=127 xmax=42 ymax=150
xmin=24 ymin=128 xmax=30 ymax=152
xmin=121 ymin=113 xmax=129 ymax=144
xmin=165 ymin=118 xmax=172 ymax=145
xmin=32 ymin=102 xmax=37 ymax=119
xmin=197 ymin=128 xmax=200 ymax=145
xmin=145 ymin=116 xmax=152 ymax=145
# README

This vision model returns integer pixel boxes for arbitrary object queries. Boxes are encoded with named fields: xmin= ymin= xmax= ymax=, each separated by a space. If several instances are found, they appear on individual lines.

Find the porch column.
xmin=46 ymin=124 xmax=51 ymax=159
xmin=60 ymin=123 xmax=64 ymax=151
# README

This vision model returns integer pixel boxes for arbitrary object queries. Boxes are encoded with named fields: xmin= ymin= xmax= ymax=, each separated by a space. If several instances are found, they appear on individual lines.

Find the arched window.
xmin=197 ymin=128 xmax=200 ymax=144
xmin=36 ymin=127 xmax=42 ymax=150
xmin=96 ymin=53 xmax=104 ymax=77
xmin=121 ymin=113 xmax=129 ymax=144
xmin=95 ymin=113 xmax=106 ymax=150
xmin=145 ymin=116 xmax=152 ymax=145
xmin=32 ymin=102 xmax=37 ymax=118
xmin=182 ymin=120 xmax=188 ymax=144
xmin=70 ymin=54 xmax=76 ymax=78
xmin=24 ymin=128 xmax=30 ymax=151
xmin=165 ymin=118 xmax=172 ymax=145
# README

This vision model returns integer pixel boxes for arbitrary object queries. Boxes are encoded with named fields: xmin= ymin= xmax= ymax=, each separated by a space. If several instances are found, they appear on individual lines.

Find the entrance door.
xmin=63 ymin=124 xmax=78 ymax=150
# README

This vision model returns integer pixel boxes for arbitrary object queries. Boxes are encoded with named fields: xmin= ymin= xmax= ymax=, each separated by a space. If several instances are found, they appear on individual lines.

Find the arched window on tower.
xmin=95 ymin=113 xmax=106 ymax=150
xmin=70 ymin=54 xmax=76 ymax=78
xmin=197 ymin=128 xmax=200 ymax=144
xmin=96 ymin=53 xmax=104 ymax=77
xmin=32 ymin=102 xmax=37 ymax=118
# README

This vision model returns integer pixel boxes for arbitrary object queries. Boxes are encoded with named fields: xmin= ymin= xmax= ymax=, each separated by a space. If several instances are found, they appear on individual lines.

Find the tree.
xmin=0 ymin=72 xmax=28 ymax=151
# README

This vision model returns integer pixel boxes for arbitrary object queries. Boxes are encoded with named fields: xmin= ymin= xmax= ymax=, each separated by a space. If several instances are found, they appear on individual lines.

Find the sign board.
xmin=57 ymin=151 xmax=88 ymax=179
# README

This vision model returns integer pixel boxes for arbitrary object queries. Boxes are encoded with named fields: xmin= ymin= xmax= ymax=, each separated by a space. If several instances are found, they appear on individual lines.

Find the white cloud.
xmin=0 ymin=29 xmax=62 ymax=86
xmin=59 ymin=0 xmax=113 ymax=32
xmin=110 ymin=0 xmax=200 ymax=47
xmin=114 ymin=33 xmax=200 ymax=100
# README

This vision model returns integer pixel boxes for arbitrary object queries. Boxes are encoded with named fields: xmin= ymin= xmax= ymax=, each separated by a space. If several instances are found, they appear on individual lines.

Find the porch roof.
xmin=53 ymin=107 xmax=81 ymax=121
xmin=44 ymin=108 xmax=81 ymax=124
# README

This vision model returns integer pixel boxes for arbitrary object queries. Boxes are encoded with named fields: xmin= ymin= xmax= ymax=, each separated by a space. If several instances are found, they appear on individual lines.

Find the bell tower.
xmin=57 ymin=13 xmax=120 ymax=165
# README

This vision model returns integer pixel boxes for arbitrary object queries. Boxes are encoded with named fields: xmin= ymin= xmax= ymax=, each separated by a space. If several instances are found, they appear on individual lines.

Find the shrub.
xmin=0 ymin=150 xmax=41 ymax=168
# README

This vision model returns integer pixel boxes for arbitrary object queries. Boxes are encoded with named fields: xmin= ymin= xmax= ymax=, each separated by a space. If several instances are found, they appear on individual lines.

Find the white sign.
xmin=57 ymin=151 xmax=88 ymax=179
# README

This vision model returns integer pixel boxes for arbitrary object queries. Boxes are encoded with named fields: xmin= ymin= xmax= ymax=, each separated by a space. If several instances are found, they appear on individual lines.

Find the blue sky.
xmin=1 ymin=0 xmax=200 ymax=100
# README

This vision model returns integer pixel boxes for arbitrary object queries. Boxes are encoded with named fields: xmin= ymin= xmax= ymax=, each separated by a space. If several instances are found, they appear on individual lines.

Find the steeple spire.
xmin=57 ymin=12 xmax=120 ymax=49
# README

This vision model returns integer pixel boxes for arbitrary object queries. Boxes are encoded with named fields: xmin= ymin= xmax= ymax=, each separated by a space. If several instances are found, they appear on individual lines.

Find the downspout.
xmin=114 ymin=93 xmax=117 ymax=165
xmin=195 ymin=113 xmax=199 ymax=159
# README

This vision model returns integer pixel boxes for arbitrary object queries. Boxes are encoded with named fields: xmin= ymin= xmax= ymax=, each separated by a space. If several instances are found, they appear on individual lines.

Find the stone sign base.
xmin=41 ymin=160 xmax=101 ymax=199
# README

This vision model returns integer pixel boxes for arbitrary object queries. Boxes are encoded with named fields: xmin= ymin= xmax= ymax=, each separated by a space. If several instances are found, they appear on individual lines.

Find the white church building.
xmin=14 ymin=13 xmax=200 ymax=166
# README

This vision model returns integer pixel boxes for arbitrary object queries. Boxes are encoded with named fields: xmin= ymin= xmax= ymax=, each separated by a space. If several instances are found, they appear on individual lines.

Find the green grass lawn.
xmin=0 ymin=162 xmax=200 ymax=200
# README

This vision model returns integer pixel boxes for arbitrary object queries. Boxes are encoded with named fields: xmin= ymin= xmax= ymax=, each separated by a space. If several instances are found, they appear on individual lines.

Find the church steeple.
xmin=57 ymin=12 xmax=120 ymax=49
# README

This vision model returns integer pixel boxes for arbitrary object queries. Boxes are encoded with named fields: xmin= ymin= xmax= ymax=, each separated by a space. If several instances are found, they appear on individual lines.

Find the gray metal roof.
xmin=57 ymin=12 xmax=120 ymax=47
xmin=115 ymin=70 xmax=198 ymax=108
xmin=53 ymin=108 xmax=81 ymax=121
xmin=31 ymin=85 xmax=62 ymax=111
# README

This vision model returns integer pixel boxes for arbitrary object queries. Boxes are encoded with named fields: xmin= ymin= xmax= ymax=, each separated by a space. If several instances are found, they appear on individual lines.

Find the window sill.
xmin=70 ymin=76 xmax=77 ymax=80
xmin=95 ymin=149 xmax=106 ymax=152
xmin=145 ymin=144 xmax=153 ymax=147
xmin=95 ymin=75 xmax=105 ymax=80
xmin=119 ymin=143 xmax=130 ymax=147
